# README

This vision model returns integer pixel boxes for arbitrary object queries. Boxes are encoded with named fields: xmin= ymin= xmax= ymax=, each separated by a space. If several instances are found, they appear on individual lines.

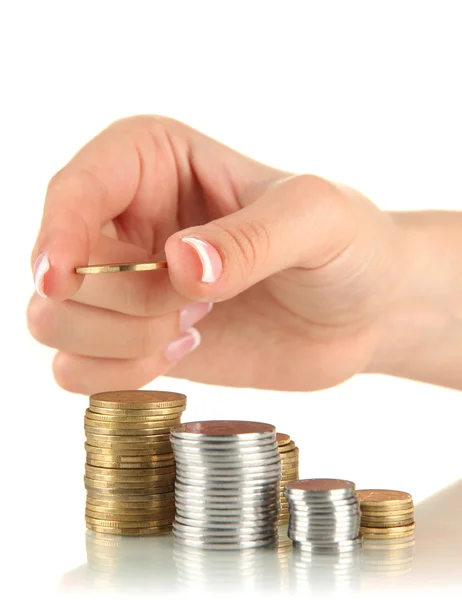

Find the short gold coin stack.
xmin=277 ymin=433 xmax=299 ymax=523
xmin=84 ymin=390 xmax=186 ymax=535
xmin=357 ymin=489 xmax=415 ymax=541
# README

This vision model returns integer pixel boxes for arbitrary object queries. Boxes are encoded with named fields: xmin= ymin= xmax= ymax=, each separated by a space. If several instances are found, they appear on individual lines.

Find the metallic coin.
xmin=172 ymin=533 xmax=276 ymax=550
xmin=85 ymin=512 xmax=174 ymax=526
xmin=170 ymin=420 xmax=275 ymax=440
xmin=86 ymin=458 xmax=175 ymax=470
xmin=76 ymin=260 xmax=168 ymax=274
xmin=86 ymin=523 xmax=172 ymax=535
xmin=84 ymin=469 xmax=176 ymax=483
xmin=84 ymin=443 xmax=174 ymax=458
xmin=85 ymin=425 xmax=175 ymax=436
xmin=173 ymin=520 xmax=277 ymax=538
xmin=86 ymin=502 xmax=175 ymax=515
xmin=360 ymin=524 xmax=416 ymax=538
xmin=170 ymin=439 xmax=278 ymax=452
xmin=90 ymin=390 xmax=186 ymax=408
xmin=278 ymin=441 xmax=297 ymax=453
xmin=175 ymin=464 xmax=280 ymax=478
xmin=173 ymin=494 xmax=280 ymax=509
xmin=89 ymin=406 xmax=184 ymax=417
xmin=86 ymin=493 xmax=175 ymax=506
xmin=85 ymin=463 xmax=175 ymax=476
xmin=174 ymin=504 xmax=280 ymax=518
xmin=174 ymin=513 xmax=279 ymax=530
xmin=286 ymin=479 xmax=355 ymax=495
xmin=175 ymin=476 xmax=279 ymax=490
xmin=276 ymin=433 xmax=291 ymax=446
xmin=84 ymin=473 xmax=175 ymax=486
xmin=85 ymin=409 xmax=183 ymax=423
xmin=85 ymin=507 xmax=175 ymax=520
xmin=85 ymin=415 xmax=180 ymax=429
xmin=361 ymin=517 xmax=415 ymax=527
xmin=360 ymin=507 xmax=414 ymax=517
xmin=171 ymin=452 xmax=281 ymax=466
xmin=356 ymin=490 xmax=413 ymax=509
xmin=294 ymin=539 xmax=361 ymax=553
xmin=85 ymin=480 xmax=175 ymax=493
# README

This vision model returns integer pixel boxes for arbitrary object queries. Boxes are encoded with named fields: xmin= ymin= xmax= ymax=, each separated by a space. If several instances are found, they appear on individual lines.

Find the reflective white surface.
xmin=56 ymin=481 xmax=462 ymax=599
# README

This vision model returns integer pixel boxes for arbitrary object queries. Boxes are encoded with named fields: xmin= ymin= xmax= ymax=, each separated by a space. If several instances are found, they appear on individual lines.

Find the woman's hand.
xmin=27 ymin=116 xmax=407 ymax=394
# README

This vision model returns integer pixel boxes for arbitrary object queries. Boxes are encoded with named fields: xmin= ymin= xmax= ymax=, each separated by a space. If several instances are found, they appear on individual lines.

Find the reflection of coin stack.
xmin=277 ymin=433 xmax=299 ymax=523
xmin=171 ymin=421 xmax=281 ymax=550
xmin=84 ymin=391 xmax=186 ymax=535
xmin=361 ymin=536 xmax=415 ymax=578
xmin=173 ymin=543 xmax=270 ymax=590
xmin=357 ymin=490 xmax=415 ymax=540
xmin=85 ymin=529 xmax=175 ymax=589
xmin=285 ymin=479 xmax=361 ymax=553
xmin=292 ymin=547 xmax=359 ymax=592
xmin=276 ymin=525 xmax=293 ymax=590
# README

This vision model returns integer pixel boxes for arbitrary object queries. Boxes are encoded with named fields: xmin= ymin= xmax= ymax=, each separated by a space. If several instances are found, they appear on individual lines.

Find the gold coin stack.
xmin=277 ymin=433 xmax=299 ymax=523
xmin=84 ymin=390 xmax=186 ymax=536
xmin=357 ymin=489 xmax=415 ymax=541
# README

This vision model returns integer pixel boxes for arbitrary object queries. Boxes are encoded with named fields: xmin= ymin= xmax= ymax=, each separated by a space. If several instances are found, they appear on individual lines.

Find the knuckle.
xmin=213 ymin=219 xmax=271 ymax=276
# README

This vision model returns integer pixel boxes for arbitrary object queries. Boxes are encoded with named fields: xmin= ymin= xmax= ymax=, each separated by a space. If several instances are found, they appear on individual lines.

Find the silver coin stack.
xmin=170 ymin=420 xmax=281 ymax=550
xmin=285 ymin=479 xmax=361 ymax=553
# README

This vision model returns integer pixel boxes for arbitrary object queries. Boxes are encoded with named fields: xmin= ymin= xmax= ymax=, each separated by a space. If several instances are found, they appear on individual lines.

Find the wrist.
xmin=366 ymin=211 xmax=462 ymax=385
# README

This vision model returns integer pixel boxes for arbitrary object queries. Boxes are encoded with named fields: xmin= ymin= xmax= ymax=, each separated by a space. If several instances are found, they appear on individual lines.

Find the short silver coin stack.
xmin=171 ymin=421 xmax=281 ymax=550
xmin=285 ymin=479 xmax=361 ymax=553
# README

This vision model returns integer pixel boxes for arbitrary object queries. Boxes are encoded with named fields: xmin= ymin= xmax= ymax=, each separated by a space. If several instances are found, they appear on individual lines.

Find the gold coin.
xmin=85 ymin=509 xmax=174 ymax=521
xmin=360 ymin=523 xmax=415 ymax=535
xmin=361 ymin=517 xmax=415 ymax=527
xmin=86 ymin=487 xmax=174 ymax=499
xmin=86 ymin=523 xmax=172 ymax=536
xmin=86 ymin=457 xmax=176 ymax=470
xmin=85 ymin=425 xmax=175 ymax=436
xmin=360 ymin=507 xmax=414 ymax=517
xmin=85 ymin=464 xmax=175 ymax=478
xmin=86 ymin=515 xmax=173 ymax=528
xmin=85 ymin=443 xmax=174 ymax=459
xmin=278 ymin=442 xmax=296 ymax=453
xmin=90 ymin=390 xmax=186 ymax=409
xmin=357 ymin=490 xmax=413 ymax=509
xmin=86 ymin=493 xmax=175 ymax=507
xmin=76 ymin=261 xmax=168 ymax=274
xmin=84 ymin=473 xmax=175 ymax=485
xmin=85 ymin=451 xmax=175 ymax=465
xmin=85 ymin=434 xmax=171 ymax=448
xmin=84 ymin=416 xmax=180 ymax=429
xmin=85 ymin=409 xmax=183 ymax=423
xmin=276 ymin=433 xmax=291 ymax=446
xmin=85 ymin=502 xmax=175 ymax=514
xmin=84 ymin=476 xmax=175 ymax=489
xmin=89 ymin=406 xmax=185 ymax=417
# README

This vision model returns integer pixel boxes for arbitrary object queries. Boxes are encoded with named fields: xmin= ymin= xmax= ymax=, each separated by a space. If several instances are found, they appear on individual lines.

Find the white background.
xmin=1 ymin=1 xmax=461 ymax=598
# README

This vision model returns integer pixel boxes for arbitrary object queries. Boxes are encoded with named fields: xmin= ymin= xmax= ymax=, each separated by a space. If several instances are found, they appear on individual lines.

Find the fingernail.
xmin=179 ymin=302 xmax=213 ymax=332
xmin=164 ymin=327 xmax=201 ymax=362
xmin=33 ymin=251 xmax=50 ymax=298
xmin=182 ymin=237 xmax=223 ymax=283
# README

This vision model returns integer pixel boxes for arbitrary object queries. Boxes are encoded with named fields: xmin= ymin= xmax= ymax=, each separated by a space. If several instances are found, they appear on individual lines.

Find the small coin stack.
xmin=277 ymin=433 xmax=300 ymax=523
xmin=84 ymin=390 xmax=186 ymax=535
xmin=285 ymin=479 xmax=361 ymax=553
xmin=357 ymin=489 xmax=415 ymax=542
xmin=171 ymin=421 xmax=281 ymax=550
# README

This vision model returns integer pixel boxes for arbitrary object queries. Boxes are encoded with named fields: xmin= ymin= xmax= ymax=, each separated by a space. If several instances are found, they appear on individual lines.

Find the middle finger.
xmin=27 ymin=295 xmax=179 ymax=359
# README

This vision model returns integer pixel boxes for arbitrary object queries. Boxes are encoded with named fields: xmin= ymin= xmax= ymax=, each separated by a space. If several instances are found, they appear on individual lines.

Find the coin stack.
xmin=357 ymin=489 xmax=415 ymax=541
xmin=277 ymin=433 xmax=299 ymax=523
xmin=171 ymin=421 xmax=281 ymax=550
xmin=285 ymin=479 xmax=361 ymax=553
xmin=84 ymin=390 xmax=186 ymax=535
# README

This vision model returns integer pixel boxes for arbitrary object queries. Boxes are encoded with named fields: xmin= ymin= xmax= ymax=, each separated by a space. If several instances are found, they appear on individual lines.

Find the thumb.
xmin=165 ymin=175 xmax=357 ymax=302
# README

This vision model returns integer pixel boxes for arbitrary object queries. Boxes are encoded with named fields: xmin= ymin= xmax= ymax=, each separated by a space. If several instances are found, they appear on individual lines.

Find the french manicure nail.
xmin=182 ymin=237 xmax=223 ymax=283
xmin=33 ymin=251 xmax=50 ymax=298
xmin=179 ymin=302 xmax=213 ymax=332
xmin=164 ymin=328 xmax=201 ymax=362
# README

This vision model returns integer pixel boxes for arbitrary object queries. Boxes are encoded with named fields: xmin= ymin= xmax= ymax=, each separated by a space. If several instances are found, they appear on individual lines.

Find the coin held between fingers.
xmin=75 ymin=261 xmax=168 ymax=274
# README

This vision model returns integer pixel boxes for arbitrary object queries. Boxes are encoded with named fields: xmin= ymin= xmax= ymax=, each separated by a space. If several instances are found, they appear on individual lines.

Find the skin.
xmin=27 ymin=116 xmax=462 ymax=394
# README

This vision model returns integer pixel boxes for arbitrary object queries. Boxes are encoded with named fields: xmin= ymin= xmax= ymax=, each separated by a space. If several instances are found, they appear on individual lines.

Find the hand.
xmin=27 ymin=115 xmax=405 ymax=394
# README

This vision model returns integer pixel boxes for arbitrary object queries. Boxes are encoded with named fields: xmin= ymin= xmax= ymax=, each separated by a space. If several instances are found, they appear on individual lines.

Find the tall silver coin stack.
xmin=170 ymin=421 xmax=281 ymax=550
xmin=285 ymin=479 xmax=361 ymax=553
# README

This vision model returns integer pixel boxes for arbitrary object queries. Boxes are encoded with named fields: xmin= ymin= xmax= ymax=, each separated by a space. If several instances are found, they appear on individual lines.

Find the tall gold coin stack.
xmin=277 ymin=433 xmax=299 ymax=523
xmin=84 ymin=390 xmax=186 ymax=535
xmin=357 ymin=489 xmax=415 ymax=541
